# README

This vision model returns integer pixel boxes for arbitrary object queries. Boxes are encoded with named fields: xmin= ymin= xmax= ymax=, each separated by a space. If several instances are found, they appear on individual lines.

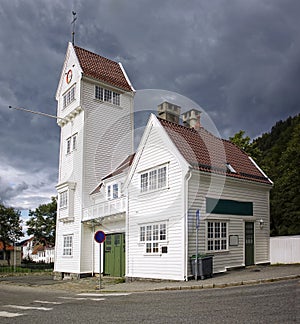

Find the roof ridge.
xmin=74 ymin=45 xmax=118 ymax=65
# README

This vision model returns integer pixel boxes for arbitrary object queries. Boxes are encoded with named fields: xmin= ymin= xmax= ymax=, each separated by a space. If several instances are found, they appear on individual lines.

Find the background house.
xmin=0 ymin=242 xmax=21 ymax=266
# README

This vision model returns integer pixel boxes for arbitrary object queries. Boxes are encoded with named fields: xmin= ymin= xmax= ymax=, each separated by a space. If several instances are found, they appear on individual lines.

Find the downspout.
xmin=184 ymin=167 xmax=192 ymax=281
xmin=92 ymin=222 xmax=95 ymax=276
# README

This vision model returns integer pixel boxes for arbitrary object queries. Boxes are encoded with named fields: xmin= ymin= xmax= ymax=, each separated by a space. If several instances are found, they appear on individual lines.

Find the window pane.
xmin=153 ymin=243 xmax=159 ymax=253
xmin=104 ymin=89 xmax=112 ymax=102
xmin=158 ymin=167 xmax=166 ymax=188
xmin=215 ymin=223 xmax=220 ymax=238
xmin=140 ymin=226 xmax=145 ymax=241
xmin=149 ymin=170 xmax=157 ymax=191
xmin=72 ymin=135 xmax=77 ymax=150
xmin=95 ymin=86 xmax=103 ymax=100
xmin=141 ymin=173 xmax=148 ymax=192
xmin=113 ymin=92 xmax=120 ymax=106
xmin=146 ymin=243 xmax=152 ymax=253
xmin=160 ymin=224 xmax=166 ymax=240
xmin=153 ymin=224 xmax=159 ymax=241
xmin=146 ymin=225 xmax=152 ymax=241
xmin=113 ymin=184 xmax=118 ymax=199
xmin=67 ymin=138 xmax=71 ymax=154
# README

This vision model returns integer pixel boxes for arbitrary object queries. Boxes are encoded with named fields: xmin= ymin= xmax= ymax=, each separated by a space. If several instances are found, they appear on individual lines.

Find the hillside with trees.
xmin=230 ymin=114 xmax=300 ymax=236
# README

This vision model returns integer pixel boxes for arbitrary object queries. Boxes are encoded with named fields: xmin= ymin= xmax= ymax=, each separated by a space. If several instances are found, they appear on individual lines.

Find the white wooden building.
xmin=54 ymin=43 xmax=273 ymax=280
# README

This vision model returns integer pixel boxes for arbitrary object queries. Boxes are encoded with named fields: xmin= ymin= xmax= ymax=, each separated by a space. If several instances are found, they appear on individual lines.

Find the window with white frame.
xmin=140 ymin=165 xmax=167 ymax=193
xmin=63 ymin=86 xmax=75 ymax=109
xmin=207 ymin=221 xmax=228 ymax=251
xmin=59 ymin=190 xmax=68 ymax=209
xmin=107 ymin=183 xmax=119 ymax=200
xmin=66 ymin=133 xmax=77 ymax=154
xmin=95 ymin=85 xmax=120 ymax=106
xmin=63 ymin=235 xmax=73 ymax=256
xmin=140 ymin=223 xmax=167 ymax=254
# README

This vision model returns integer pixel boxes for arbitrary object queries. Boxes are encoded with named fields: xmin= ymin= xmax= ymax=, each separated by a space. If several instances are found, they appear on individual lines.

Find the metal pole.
xmin=99 ymin=244 xmax=101 ymax=290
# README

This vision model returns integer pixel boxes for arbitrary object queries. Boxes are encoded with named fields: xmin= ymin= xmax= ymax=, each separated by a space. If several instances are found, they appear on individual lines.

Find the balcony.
xmin=82 ymin=197 xmax=126 ymax=222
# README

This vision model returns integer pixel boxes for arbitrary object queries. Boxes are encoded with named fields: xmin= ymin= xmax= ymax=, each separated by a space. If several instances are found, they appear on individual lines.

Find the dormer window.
xmin=226 ymin=163 xmax=236 ymax=173
xmin=107 ymin=183 xmax=119 ymax=200
xmin=63 ymin=85 xmax=75 ymax=109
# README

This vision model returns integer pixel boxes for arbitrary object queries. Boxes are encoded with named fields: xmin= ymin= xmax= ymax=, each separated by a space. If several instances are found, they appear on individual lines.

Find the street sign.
xmin=94 ymin=230 xmax=106 ymax=244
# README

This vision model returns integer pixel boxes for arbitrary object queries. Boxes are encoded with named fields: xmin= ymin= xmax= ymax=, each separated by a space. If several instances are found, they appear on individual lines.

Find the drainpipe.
xmin=184 ymin=167 xmax=192 ymax=281
xmin=92 ymin=222 xmax=95 ymax=277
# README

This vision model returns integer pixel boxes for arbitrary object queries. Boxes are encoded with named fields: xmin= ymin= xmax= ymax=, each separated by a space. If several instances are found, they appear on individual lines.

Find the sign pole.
xmin=94 ymin=230 xmax=106 ymax=290
xmin=195 ymin=209 xmax=200 ymax=280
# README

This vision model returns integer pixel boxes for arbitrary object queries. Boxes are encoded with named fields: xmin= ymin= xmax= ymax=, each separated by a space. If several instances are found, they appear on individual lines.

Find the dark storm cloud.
xmin=0 ymin=0 xmax=299 ymax=208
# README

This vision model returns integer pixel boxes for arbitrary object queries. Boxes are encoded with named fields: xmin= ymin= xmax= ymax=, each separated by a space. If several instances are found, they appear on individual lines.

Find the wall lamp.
xmin=259 ymin=219 xmax=264 ymax=229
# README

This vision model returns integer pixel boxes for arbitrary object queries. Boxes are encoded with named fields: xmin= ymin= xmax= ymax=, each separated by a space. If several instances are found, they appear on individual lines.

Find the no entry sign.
xmin=94 ymin=230 xmax=106 ymax=244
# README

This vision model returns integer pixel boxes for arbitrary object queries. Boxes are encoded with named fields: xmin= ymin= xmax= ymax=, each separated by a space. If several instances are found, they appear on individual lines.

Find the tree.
xmin=26 ymin=197 xmax=57 ymax=246
xmin=229 ymin=130 xmax=261 ymax=161
xmin=0 ymin=204 xmax=23 ymax=265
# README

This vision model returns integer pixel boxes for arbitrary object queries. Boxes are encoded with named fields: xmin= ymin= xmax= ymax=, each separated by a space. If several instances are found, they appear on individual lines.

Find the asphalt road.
xmin=0 ymin=279 xmax=299 ymax=323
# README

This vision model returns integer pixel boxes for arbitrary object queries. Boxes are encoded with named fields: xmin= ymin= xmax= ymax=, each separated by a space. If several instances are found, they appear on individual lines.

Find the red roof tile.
xmin=159 ymin=118 xmax=272 ymax=184
xmin=74 ymin=46 xmax=133 ymax=92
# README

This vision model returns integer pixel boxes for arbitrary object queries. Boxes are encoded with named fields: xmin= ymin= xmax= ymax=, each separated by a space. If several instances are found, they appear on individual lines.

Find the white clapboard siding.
xmin=187 ymin=172 xmax=271 ymax=274
xmin=127 ymin=123 xmax=187 ymax=280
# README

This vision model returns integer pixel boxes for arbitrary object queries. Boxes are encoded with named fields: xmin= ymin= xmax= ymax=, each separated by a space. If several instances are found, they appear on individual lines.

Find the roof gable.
xmin=74 ymin=46 xmax=134 ymax=92
xmin=159 ymin=118 xmax=272 ymax=184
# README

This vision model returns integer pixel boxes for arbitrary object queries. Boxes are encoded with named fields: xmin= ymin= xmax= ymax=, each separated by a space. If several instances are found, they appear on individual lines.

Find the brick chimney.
xmin=182 ymin=109 xmax=201 ymax=130
xmin=157 ymin=101 xmax=181 ymax=124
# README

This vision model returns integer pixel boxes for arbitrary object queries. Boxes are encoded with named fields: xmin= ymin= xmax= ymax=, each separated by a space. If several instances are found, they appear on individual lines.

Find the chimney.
xmin=182 ymin=109 xmax=201 ymax=130
xmin=157 ymin=101 xmax=181 ymax=124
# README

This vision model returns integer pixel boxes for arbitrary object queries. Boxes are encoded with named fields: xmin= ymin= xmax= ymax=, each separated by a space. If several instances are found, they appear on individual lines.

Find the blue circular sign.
xmin=94 ymin=230 xmax=106 ymax=244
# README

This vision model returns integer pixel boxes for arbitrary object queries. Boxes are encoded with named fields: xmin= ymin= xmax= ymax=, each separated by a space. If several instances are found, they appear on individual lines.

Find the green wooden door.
xmin=245 ymin=222 xmax=255 ymax=266
xmin=104 ymin=233 xmax=125 ymax=277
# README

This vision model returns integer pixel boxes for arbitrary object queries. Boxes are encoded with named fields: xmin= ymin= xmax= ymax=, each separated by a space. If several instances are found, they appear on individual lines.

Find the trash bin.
xmin=190 ymin=255 xmax=213 ymax=280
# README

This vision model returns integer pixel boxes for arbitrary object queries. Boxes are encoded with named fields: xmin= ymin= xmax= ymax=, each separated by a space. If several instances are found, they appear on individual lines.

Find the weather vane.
xmin=71 ymin=11 xmax=77 ymax=45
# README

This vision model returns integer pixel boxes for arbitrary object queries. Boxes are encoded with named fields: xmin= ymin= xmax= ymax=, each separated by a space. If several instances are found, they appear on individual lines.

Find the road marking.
xmin=58 ymin=297 xmax=105 ymax=301
xmin=77 ymin=293 xmax=131 ymax=297
xmin=5 ymin=305 xmax=53 ymax=311
xmin=0 ymin=311 xmax=24 ymax=318
xmin=34 ymin=300 xmax=63 ymax=305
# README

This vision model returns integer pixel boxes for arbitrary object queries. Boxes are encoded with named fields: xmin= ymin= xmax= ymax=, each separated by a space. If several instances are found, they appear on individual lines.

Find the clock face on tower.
xmin=66 ymin=69 xmax=72 ymax=84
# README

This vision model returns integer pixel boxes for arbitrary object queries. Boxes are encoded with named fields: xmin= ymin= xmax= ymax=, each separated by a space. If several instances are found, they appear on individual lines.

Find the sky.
xmin=0 ymin=0 xmax=299 ymax=211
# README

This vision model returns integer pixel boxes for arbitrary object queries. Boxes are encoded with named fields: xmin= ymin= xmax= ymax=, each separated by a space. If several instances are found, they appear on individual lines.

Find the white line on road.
xmin=5 ymin=305 xmax=53 ymax=311
xmin=0 ymin=311 xmax=24 ymax=318
xmin=34 ymin=300 xmax=63 ymax=305
xmin=77 ymin=293 xmax=131 ymax=297
xmin=58 ymin=297 xmax=105 ymax=301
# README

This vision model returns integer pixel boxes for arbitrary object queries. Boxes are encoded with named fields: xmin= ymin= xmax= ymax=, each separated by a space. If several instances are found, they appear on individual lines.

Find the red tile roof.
xmin=91 ymin=153 xmax=136 ymax=195
xmin=74 ymin=46 xmax=133 ymax=92
xmin=159 ymin=118 xmax=272 ymax=184
xmin=0 ymin=242 xmax=14 ymax=251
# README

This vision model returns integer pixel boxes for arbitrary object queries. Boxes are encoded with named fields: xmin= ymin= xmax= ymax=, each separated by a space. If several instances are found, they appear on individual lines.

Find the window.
xmin=63 ymin=235 xmax=73 ymax=256
xmin=66 ymin=133 xmax=77 ymax=154
xmin=95 ymin=85 xmax=120 ymax=106
xmin=140 ymin=165 xmax=167 ymax=193
xmin=140 ymin=223 xmax=167 ymax=254
xmin=107 ymin=183 xmax=119 ymax=200
xmin=59 ymin=191 xmax=68 ymax=209
xmin=63 ymin=86 xmax=75 ymax=109
xmin=207 ymin=221 xmax=228 ymax=252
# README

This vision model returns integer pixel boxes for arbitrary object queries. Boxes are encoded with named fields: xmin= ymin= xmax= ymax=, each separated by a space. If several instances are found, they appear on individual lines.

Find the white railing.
xmin=82 ymin=197 xmax=127 ymax=222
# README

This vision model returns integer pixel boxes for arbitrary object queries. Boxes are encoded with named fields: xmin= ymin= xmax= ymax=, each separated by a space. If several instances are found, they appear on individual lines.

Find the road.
xmin=0 ymin=280 xmax=298 ymax=323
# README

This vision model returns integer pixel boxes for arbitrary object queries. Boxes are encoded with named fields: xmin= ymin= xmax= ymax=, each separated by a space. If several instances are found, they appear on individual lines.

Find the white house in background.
xmin=54 ymin=43 xmax=273 ymax=281
xmin=22 ymin=238 xmax=55 ymax=263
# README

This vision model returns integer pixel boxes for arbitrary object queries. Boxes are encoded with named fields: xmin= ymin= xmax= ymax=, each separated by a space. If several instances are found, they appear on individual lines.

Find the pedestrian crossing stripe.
xmin=77 ymin=293 xmax=131 ymax=297
xmin=0 ymin=311 xmax=24 ymax=317
xmin=58 ymin=297 xmax=105 ymax=301
xmin=34 ymin=300 xmax=63 ymax=305
xmin=5 ymin=305 xmax=53 ymax=311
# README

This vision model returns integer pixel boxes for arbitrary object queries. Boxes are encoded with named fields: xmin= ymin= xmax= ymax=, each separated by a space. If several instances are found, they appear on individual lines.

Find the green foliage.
xmin=0 ymin=204 xmax=23 ymax=265
xmin=230 ymin=114 xmax=300 ymax=236
xmin=229 ymin=130 xmax=261 ymax=161
xmin=26 ymin=197 xmax=57 ymax=245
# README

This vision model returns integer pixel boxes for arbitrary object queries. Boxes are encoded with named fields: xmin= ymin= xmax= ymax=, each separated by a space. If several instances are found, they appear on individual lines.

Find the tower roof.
xmin=74 ymin=46 xmax=133 ymax=92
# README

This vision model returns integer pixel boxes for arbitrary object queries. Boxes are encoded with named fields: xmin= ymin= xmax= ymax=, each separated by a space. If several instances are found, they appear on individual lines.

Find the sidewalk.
xmin=1 ymin=264 xmax=299 ymax=293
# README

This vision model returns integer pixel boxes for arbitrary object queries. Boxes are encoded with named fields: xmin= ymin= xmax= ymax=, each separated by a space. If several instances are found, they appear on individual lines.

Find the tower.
xmin=54 ymin=43 xmax=135 ymax=278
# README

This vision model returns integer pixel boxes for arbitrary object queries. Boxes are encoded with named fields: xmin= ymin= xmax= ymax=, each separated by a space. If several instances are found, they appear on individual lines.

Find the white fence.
xmin=270 ymin=235 xmax=300 ymax=264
